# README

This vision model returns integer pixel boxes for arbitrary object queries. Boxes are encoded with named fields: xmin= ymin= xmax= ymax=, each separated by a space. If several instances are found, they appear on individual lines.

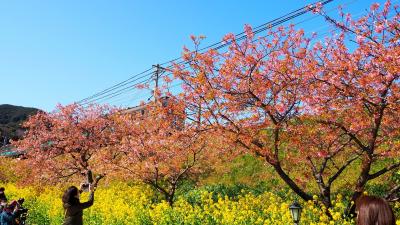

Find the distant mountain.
xmin=0 ymin=104 xmax=39 ymax=146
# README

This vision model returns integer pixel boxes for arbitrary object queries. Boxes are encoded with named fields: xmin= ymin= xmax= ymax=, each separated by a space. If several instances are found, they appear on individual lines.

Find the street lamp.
xmin=289 ymin=201 xmax=302 ymax=225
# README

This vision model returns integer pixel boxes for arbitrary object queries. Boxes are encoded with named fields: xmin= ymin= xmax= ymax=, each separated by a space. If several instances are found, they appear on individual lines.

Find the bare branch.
xmin=368 ymin=162 xmax=400 ymax=180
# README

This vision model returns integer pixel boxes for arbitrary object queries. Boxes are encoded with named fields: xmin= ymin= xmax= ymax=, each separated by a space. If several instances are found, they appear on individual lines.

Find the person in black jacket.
xmin=62 ymin=184 xmax=95 ymax=225
xmin=0 ymin=187 xmax=7 ymax=202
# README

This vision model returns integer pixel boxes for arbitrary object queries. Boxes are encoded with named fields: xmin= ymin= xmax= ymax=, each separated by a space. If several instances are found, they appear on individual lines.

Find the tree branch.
xmin=317 ymin=120 xmax=367 ymax=152
xmin=328 ymin=155 xmax=359 ymax=185
xmin=368 ymin=162 xmax=400 ymax=180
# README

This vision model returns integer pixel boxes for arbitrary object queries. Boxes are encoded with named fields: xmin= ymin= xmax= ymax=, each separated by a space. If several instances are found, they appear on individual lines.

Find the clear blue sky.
xmin=0 ymin=0 xmax=388 ymax=111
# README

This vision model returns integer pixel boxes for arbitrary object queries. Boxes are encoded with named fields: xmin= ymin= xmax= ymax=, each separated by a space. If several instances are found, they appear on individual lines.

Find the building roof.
xmin=0 ymin=145 xmax=25 ymax=157
xmin=120 ymin=96 xmax=171 ymax=114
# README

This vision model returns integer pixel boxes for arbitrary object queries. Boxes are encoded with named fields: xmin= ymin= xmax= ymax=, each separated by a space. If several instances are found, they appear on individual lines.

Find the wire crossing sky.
xmin=77 ymin=0 xmax=335 ymax=107
xmin=0 ymin=0 xmax=389 ymax=111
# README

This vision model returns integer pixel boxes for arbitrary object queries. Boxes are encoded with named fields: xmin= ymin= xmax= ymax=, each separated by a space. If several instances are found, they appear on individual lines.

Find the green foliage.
xmin=203 ymin=153 xmax=277 ymax=186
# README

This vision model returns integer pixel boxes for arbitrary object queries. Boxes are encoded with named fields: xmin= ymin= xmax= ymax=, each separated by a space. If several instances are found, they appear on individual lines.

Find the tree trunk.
xmin=166 ymin=195 xmax=174 ymax=207
xmin=320 ymin=187 xmax=332 ymax=209
xmin=320 ymin=187 xmax=333 ymax=218
xmin=167 ymin=184 xmax=177 ymax=207
xmin=346 ymin=154 xmax=372 ymax=216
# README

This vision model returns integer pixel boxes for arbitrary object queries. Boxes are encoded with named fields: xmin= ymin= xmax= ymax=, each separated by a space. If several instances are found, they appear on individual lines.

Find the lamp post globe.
xmin=289 ymin=201 xmax=302 ymax=225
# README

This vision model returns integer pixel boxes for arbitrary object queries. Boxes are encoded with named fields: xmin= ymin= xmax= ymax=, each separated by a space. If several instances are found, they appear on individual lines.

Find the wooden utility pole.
xmin=152 ymin=64 xmax=165 ymax=102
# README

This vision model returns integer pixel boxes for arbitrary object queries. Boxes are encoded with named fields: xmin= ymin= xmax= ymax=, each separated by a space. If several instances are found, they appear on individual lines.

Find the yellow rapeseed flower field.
xmin=1 ymin=183 xmax=398 ymax=225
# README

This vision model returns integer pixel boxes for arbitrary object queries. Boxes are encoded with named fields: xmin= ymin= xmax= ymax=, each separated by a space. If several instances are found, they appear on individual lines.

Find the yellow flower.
xmin=0 ymin=182 xmax=365 ymax=224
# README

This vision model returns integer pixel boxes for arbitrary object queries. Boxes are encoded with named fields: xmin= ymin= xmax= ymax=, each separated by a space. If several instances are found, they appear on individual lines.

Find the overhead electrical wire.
xmin=113 ymin=0 xmax=397 ymax=110
xmin=77 ymin=67 xmax=154 ymax=104
xmin=81 ymin=74 xmax=153 ymax=106
xmin=151 ymin=0 xmax=360 ymax=85
xmin=79 ymin=0 xmax=395 ymax=128
xmin=78 ymin=0 xmax=335 ymax=107
xmin=159 ymin=0 xmax=333 ymax=67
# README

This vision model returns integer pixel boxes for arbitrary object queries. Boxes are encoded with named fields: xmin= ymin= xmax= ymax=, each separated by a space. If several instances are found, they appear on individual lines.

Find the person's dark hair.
xmin=356 ymin=195 xmax=395 ymax=225
xmin=62 ymin=186 xmax=79 ymax=205
xmin=0 ymin=187 xmax=5 ymax=192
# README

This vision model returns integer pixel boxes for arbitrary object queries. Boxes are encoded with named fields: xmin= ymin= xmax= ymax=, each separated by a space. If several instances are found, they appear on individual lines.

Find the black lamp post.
xmin=289 ymin=201 xmax=302 ymax=225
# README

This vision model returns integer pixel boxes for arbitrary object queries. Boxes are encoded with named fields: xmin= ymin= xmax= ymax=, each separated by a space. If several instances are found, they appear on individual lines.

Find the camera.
xmin=15 ymin=198 xmax=28 ymax=225
xmin=81 ymin=183 xmax=90 ymax=192
xmin=17 ymin=198 xmax=24 ymax=205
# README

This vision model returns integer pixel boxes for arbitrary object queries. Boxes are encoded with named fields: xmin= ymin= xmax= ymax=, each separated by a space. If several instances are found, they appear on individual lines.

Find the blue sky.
xmin=0 ymin=0 xmax=389 ymax=111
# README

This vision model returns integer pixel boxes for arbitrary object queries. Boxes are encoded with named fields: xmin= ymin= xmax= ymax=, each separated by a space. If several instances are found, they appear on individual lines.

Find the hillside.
xmin=0 ymin=104 xmax=39 ymax=146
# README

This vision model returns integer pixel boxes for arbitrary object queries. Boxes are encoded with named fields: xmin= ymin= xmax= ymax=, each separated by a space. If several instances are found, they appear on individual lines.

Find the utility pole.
xmin=152 ymin=64 xmax=165 ymax=103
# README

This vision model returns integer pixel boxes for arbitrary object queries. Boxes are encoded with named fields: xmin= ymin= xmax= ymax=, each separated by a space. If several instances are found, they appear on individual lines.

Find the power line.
xmin=81 ymin=0 xmax=391 ymax=125
xmin=81 ymin=73 xmax=153 ymax=106
xmin=159 ymin=0 xmax=333 ymax=67
xmin=156 ymin=0 xmax=361 ymax=81
xmin=111 ymin=2 xmax=399 ymax=110
xmin=78 ymin=0 xmax=334 ymax=106
xmin=81 ymin=65 xmax=166 ymax=106
xmin=77 ymin=67 xmax=154 ymax=104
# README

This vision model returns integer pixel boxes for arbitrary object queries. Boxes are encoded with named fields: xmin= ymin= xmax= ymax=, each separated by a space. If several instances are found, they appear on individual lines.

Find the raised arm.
xmin=78 ymin=190 xmax=94 ymax=209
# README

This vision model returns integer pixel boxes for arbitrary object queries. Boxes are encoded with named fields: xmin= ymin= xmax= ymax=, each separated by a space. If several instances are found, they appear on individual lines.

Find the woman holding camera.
xmin=0 ymin=187 xmax=7 ymax=202
xmin=62 ymin=183 xmax=95 ymax=225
